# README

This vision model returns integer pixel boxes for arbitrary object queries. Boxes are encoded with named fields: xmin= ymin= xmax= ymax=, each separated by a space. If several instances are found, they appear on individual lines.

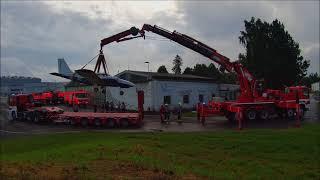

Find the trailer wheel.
xmin=70 ymin=119 xmax=77 ymax=126
xmin=106 ymin=118 xmax=115 ymax=128
xmin=120 ymin=118 xmax=129 ymax=128
xmin=80 ymin=118 xmax=88 ymax=127
xmin=94 ymin=118 xmax=101 ymax=127
xmin=259 ymin=110 xmax=269 ymax=120
xmin=33 ymin=112 xmax=40 ymax=123
xmin=287 ymin=109 xmax=295 ymax=120
xmin=25 ymin=112 xmax=32 ymax=122
xmin=246 ymin=110 xmax=257 ymax=120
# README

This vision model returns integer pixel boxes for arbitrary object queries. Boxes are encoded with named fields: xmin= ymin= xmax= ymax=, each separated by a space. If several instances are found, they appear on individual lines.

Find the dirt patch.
xmin=1 ymin=160 xmax=201 ymax=180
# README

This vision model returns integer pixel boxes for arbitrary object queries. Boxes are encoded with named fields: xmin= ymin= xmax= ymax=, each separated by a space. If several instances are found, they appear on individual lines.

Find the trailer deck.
xmin=57 ymin=111 xmax=142 ymax=128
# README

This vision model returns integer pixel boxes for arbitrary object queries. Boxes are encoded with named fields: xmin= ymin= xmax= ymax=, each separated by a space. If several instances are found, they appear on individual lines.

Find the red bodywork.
xmin=9 ymin=94 xmax=63 ymax=122
xmin=57 ymin=90 xmax=145 ymax=127
xmin=98 ymin=24 xmax=310 ymax=125
xmin=32 ymin=91 xmax=53 ymax=105
xmin=64 ymin=90 xmax=89 ymax=106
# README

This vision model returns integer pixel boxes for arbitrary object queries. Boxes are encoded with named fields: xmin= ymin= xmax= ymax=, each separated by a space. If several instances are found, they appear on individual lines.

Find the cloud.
xmin=1 ymin=1 xmax=319 ymax=82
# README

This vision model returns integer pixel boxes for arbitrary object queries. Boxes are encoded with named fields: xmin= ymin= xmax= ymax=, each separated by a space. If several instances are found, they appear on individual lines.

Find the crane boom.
xmin=100 ymin=24 xmax=258 ymax=102
xmin=141 ymin=24 xmax=234 ymax=72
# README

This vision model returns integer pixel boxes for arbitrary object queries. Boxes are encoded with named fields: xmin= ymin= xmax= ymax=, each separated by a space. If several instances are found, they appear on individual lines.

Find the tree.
xmin=183 ymin=63 xmax=236 ymax=83
xmin=239 ymin=17 xmax=310 ymax=89
xmin=157 ymin=65 xmax=169 ymax=73
xmin=300 ymin=73 xmax=320 ymax=87
xmin=183 ymin=67 xmax=193 ymax=75
xmin=172 ymin=55 xmax=183 ymax=74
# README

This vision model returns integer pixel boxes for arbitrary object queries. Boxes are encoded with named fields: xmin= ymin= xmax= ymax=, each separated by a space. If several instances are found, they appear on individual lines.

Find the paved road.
xmin=1 ymin=98 xmax=319 ymax=138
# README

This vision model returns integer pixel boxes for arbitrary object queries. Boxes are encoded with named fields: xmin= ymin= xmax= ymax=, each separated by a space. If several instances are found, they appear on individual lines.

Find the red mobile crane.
xmin=99 ymin=24 xmax=309 ymax=126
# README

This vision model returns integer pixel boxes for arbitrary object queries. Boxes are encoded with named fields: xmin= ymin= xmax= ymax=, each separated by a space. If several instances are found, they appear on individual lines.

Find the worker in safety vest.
xmin=160 ymin=104 xmax=165 ymax=123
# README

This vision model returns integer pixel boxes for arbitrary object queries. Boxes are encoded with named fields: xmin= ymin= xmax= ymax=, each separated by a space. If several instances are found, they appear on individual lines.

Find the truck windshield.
xmin=75 ymin=93 xmax=87 ymax=98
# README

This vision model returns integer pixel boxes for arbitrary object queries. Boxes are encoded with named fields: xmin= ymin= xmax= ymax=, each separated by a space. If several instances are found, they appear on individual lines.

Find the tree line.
xmin=156 ymin=17 xmax=318 ymax=87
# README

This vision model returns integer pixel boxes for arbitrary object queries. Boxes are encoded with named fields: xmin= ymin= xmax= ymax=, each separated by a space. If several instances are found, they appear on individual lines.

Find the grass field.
xmin=1 ymin=124 xmax=320 ymax=179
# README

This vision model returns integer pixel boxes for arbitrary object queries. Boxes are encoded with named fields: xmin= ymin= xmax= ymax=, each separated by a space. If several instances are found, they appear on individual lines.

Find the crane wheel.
xmin=287 ymin=109 xmax=295 ymax=120
xmin=246 ymin=110 xmax=257 ymax=120
xmin=259 ymin=110 xmax=269 ymax=120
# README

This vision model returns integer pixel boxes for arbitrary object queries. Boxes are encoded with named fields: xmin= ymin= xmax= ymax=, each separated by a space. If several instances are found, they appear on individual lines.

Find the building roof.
xmin=116 ymin=70 xmax=217 ymax=83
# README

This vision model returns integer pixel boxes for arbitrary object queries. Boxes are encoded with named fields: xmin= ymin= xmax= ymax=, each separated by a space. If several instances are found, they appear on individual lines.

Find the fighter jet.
xmin=50 ymin=58 xmax=134 ymax=88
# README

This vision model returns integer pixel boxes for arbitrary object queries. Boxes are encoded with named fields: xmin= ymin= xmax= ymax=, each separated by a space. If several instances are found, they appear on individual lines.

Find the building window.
xmin=183 ymin=95 xmax=189 ymax=104
xmin=199 ymin=94 xmax=204 ymax=102
xmin=163 ymin=96 xmax=171 ymax=104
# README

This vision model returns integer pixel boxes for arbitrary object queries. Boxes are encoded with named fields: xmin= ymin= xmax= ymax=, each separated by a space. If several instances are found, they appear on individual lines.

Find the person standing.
xmin=117 ymin=102 xmax=121 ymax=112
xmin=160 ymin=104 xmax=165 ymax=123
xmin=105 ymin=101 xmax=109 ymax=112
xmin=121 ymin=102 xmax=126 ymax=112
xmin=110 ymin=101 xmax=114 ymax=112
xmin=164 ymin=104 xmax=170 ymax=122
xmin=177 ymin=102 xmax=182 ymax=120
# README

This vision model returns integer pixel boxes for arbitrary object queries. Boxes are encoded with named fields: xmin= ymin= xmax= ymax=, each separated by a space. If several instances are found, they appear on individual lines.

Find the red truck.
xmin=63 ymin=90 xmax=89 ymax=107
xmin=32 ymin=91 xmax=54 ymax=105
xmin=8 ymin=94 xmax=63 ymax=122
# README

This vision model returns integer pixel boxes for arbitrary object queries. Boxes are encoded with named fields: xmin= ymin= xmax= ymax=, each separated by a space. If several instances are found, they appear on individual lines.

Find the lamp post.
xmin=144 ymin=61 xmax=150 ymax=79
xmin=144 ymin=61 xmax=150 ymax=72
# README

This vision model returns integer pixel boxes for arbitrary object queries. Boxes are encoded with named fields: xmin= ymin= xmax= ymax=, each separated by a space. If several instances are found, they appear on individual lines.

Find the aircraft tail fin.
xmin=58 ymin=58 xmax=73 ymax=75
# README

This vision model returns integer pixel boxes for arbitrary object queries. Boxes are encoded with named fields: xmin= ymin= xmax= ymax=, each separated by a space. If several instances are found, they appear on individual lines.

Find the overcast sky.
xmin=1 ymin=1 xmax=319 ymax=82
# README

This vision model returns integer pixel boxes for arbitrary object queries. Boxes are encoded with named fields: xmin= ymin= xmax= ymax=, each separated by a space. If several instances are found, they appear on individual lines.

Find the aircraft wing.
xmin=75 ymin=69 xmax=105 ymax=85
xmin=50 ymin=72 xmax=73 ymax=80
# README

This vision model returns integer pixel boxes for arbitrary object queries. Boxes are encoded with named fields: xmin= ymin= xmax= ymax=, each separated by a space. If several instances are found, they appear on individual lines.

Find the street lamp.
xmin=144 ymin=61 xmax=150 ymax=72
xmin=144 ymin=61 xmax=150 ymax=79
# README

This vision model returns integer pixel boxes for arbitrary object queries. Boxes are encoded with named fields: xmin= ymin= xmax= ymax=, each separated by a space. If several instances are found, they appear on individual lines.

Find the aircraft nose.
xmin=118 ymin=79 xmax=135 ymax=88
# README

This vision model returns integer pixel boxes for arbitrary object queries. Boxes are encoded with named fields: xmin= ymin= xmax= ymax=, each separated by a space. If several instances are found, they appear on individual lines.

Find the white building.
xmin=311 ymin=81 xmax=320 ymax=92
xmin=108 ymin=70 xmax=239 ymax=111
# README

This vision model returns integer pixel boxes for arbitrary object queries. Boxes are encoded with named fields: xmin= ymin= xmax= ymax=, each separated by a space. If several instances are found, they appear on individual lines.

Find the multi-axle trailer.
xmin=8 ymin=91 xmax=145 ymax=128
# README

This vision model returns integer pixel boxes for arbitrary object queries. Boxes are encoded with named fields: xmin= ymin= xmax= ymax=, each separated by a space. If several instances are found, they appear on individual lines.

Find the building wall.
xmin=104 ymin=82 xmax=152 ymax=111
xmin=311 ymin=82 xmax=320 ymax=92
xmin=150 ymin=80 xmax=219 ymax=111
xmin=102 ymin=80 xmax=239 ymax=112
xmin=0 ymin=82 xmax=64 ymax=96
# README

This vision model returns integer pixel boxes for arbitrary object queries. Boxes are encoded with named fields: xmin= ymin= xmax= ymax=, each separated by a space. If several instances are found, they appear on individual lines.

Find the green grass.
xmin=1 ymin=124 xmax=320 ymax=179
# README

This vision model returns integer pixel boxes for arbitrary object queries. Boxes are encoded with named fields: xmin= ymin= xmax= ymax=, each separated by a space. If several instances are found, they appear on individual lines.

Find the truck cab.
xmin=64 ymin=90 xmax=89 ymax=107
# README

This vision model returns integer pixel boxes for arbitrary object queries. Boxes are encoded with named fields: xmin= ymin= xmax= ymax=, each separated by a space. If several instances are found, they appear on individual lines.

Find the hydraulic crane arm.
xmin=100 ymin=24 xmax=258 ymax=101
xmin=140 ymin=24 xmax=234 ymax=72
xmin=100 ymin=27 xmax=141 ymax=50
